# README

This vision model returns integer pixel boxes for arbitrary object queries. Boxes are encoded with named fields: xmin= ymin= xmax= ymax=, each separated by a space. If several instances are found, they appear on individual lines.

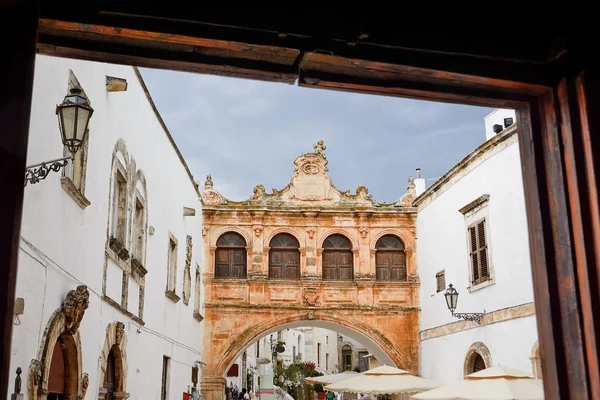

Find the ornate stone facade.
xmin=201 ymin=142 xmax=419 ymax=400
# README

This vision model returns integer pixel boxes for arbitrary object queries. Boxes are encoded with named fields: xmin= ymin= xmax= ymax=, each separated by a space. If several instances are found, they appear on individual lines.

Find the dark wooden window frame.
xmin=322 ymin=234 xmax=354 ymax=281
xmin=2 ymin=8 xmax=598 ymax=399
xmin=374 ymin=234 xmax=406 ymax=282
xmin=268 ymin=233 xmax=301 ymax=280
xmin=214 ymin=232 xmax=247 ymax=279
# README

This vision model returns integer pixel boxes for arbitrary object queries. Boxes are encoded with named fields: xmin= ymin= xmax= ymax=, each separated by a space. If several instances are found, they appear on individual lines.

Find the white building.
xmin=415 ymin=109 xmax=541 ymax=384
xmin=227 ymin=327 xmax=342 ymax=397
xmin=9 ymin=55 xmax=205 ymax=400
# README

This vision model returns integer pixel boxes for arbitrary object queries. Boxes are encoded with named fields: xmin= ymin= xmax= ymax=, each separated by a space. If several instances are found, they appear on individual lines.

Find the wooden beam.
xmin=0 ymin=1 xmax=39 ymax=397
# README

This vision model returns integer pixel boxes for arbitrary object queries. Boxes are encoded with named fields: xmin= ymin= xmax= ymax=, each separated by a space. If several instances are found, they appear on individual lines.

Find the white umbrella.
xmin=306 ymin=371 xmax=362 ymax=385
xmin=324 ymin=365 xmax=440 ymax=395
xmin=411 ymin=365 xmax=544 ymax=400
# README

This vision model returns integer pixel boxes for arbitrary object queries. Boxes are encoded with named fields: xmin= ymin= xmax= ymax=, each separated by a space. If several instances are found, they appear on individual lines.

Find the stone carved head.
xmin=62 ymin=285 xmax=90 ymax=335
xmin=115 ymin=321 xmax=125 ymax=346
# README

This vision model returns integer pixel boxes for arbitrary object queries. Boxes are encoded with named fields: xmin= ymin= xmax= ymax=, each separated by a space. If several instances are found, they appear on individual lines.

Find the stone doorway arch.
xmin=201 ymin=308 xmax=417 ymax=400
xmin=98 ymin=322 xmax=129 ymax=400
xmin=463 ymin=342 xmax=493 ymax=377
xmin=29 ymin=285 xmax=90 ymax=400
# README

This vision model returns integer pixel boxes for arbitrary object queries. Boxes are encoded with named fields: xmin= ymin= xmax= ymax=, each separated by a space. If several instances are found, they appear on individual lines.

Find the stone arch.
xmin=530 ymin=340 xmax=542 ymax=379
xmin=213 ymin=311 xmax=406 ymax=377
xmin=369 ymin=229 xmax=411 ymax=250
xmin=209 ymin=226 xmax=252 ymax=248
xmin=29 ymin=285 xmax=89 ymax=400
xmin=264 ymin=227 xmax=305 ymax=248
xmin=98 ymin=322 xmax=129 ymax=399
xmin=317 ymin=229 xmax=359 ymax=249
xmin=463 ymin=342 xmax=493 ymax=377
xmin=113 ymin=138 xmax=130 ymax=171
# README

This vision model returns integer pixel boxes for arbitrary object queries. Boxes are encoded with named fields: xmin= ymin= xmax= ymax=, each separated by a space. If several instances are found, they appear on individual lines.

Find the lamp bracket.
xmin=452 ymin=312 xmax=484 ymax=324
xmin=25 ymin=156 xmax=72 ymax=186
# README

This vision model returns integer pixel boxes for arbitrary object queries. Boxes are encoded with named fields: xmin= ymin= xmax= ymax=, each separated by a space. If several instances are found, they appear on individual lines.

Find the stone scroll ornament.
xmin=115 ymin=321 xmax=125 ymax=346
xmin=62 ymin=285 xmax=90 ymax=335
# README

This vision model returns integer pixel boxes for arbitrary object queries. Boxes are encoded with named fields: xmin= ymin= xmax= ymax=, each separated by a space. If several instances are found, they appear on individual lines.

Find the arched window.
xmin=342 ymin=345 xmax=353 ymax=371
xmin=375 ymin=235 xmax=406 ymax=281
xmin=322 ymin=234 xmax=353 ymax=280
xmin=269 ymin=233 xmax=300 ymax=280
xmin=464 ymin=342 xmax=492 ymax=376
xmin=215 ymin=232 xmax=247 ymax=278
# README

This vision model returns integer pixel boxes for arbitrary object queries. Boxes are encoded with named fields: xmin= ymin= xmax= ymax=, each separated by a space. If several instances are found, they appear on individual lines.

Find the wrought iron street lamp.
xmin=25 ymin=87 xmax=94 ymax=186
xmin=444 ymin=283 xmax=485 ymax=324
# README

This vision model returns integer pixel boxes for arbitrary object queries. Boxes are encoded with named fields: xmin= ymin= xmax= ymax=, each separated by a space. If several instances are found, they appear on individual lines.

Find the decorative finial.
xmin=205 ymin=174 xmax=213 ymax=190
xmin=407 ymin=176 xmax=415 ymax=190
xmin=313 ymin=140 xmax=326 ymax=157
xmin=416 ymin=168 xmax=421 ymax=179
xmin=14 ymin=367 xmax=22 ymax=394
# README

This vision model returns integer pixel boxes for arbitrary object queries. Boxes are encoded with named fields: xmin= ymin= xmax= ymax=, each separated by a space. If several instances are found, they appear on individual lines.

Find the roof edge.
xmin=413 ymin=125 xmax=518 ymax=208
xmin=132 ymin=66 xmax=202 ymax=199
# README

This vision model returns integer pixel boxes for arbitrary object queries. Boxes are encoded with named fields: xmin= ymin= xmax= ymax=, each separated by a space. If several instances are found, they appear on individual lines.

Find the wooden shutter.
xmin=322 ymin=251 xmax=338 ymax=280
xmin=215 ymin=249 xmax=230 ymax=278
xmin=436 ymin=270 xmax=445 ymax=292
xmin=284 ymin=251 xmax=300 ymax=279
xmin=390 ymin=252 xmax=406 ymax=281
xmin=337 ymin=251 xmax=353 ymax=280
xmin=376 ymin=252 xmax=390 ymax=280
xmin=269 ymin=250 xmax=283 ymax=279
xmin=231 ymin=249 xmax=246 ymax=278
xmin=477 ymin=220 xmax=489 ymax=279
xmin=469 ymin=226 xmax=479 ymax=283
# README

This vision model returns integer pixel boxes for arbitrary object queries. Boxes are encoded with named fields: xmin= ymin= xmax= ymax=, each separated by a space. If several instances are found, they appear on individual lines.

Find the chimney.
xmin=414 ymin=168 xmax=426 ymax=196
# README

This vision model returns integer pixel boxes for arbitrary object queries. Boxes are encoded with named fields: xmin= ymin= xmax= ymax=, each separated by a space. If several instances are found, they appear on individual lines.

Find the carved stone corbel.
xmin=62 ymin=285 xmax=90 ymax=335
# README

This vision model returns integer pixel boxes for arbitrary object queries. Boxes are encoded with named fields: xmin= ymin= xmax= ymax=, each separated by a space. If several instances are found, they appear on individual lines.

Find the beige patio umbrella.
xmin=411 ymin=365 xmax=544 ymax=400
xmin=305 ymin=371 xmax=361 ymax=385
xmin=324 ymin=365 xmax=441 ymax=395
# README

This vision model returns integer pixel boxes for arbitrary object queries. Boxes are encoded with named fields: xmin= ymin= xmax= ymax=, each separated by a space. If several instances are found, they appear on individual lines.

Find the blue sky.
xmin=139 ymin=68 xmax=494 ymax=203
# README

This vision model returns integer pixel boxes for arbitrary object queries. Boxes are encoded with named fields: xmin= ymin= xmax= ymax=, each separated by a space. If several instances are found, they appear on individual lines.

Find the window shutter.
xmin=469 ymin=226 xmax=479 ymax=282
xmin=477 ymin=220 xmax=489 ymax=278
xmin=436 ymin=270 xmax=445 ymax=292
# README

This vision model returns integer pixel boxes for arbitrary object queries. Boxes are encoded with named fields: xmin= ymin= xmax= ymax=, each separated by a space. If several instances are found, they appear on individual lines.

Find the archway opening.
xmin=103 ymin=348 xmax=117 ymax=400
xmin=47 ymin=333 xmax=78 ymax=400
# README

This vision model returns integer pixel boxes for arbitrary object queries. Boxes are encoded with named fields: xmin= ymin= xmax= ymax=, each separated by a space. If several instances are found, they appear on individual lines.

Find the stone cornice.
xmin=459 ymin=194 xmax=490 ymax=215
xmin=420 ymin=302 xmax=535 ymax=341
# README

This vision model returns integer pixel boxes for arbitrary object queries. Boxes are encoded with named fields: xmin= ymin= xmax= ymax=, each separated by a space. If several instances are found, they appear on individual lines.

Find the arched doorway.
xmin=375 ymin=235 xmax=406 ymax=281
xmin=215 ymin=232 xmax=247 ymax=279
xmin=103 ymin=349 xmax=117 ymax=400
xmin=269 ymin=233 xmax=300 ymax=280
xmin=47 ymin=334 xmax=78 ymax=400
xmin=342 ymin=345 xmax=353 ymax=371
xmin=322 ymin=234 xmax=353 ymax=280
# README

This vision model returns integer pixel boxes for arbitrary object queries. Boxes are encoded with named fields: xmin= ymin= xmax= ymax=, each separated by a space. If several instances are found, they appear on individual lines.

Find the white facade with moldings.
xmin=9 ymin=55 xmax=205 ymax=400
xmin=415 ymin=111 xmax=540 ymax=384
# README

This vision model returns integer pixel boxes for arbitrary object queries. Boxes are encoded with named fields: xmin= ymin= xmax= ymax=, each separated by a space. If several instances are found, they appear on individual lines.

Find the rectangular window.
xmin=133 ymin=198 xmax=144 ymax=260
xmin=326 ymin=353 xmax=329 ymax=370
xmin=112 ymin=171 xmax=127 ymax=242
xmin=293 ymin=346 xmax=297 ymax=363
xmin=436 ymin=270 xmax=446 ymax=292
xmin=326 ymin=336 xmax=329 ymax=345
xmin=161 ymin=356 xmax=170 ymax=400
xmin=317 ymin=343 xmax=322 ymax=366
xmin=194 ymin=263 xmax=201 ymax=319
xmin=167 ymin=237 xmax=177 ymax=292
xmin=468 ymin=218 xmax=490 ymax=285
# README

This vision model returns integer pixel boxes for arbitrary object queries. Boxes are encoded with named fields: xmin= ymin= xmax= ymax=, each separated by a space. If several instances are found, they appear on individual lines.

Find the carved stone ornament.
xmin=204 ymin=174 xmax=213 ymax=190
xmin=202 ymin=226 xmax=209 ymax=236
xmin=203 ymin=190 xmax=226 ymax=205
xmin=303 ymin=288 xmax=320 ymax=307
xmin=359 ymin=226 xmax=369 ymax=238
xmin=82 ymin=372 xmax=89 ymax=398
xmin=62 ymin=285 xmax=90 ymax=335
xmin=313 ymin=139 xmax=326 ymax=158
xmin=115 ymin=321 xmax=125 ymax=346
xmin=30 ymin=359 xmax=43 ymax=386
xmin=306 ymin=226 xmax=316 ymax=239
xmin=253 ymin=225 xmax=264 ymax=237
xmin=252 ymin=184 xmax=266 ymax=200
xmin=307 ymin=311 xmax=315 ymax=320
